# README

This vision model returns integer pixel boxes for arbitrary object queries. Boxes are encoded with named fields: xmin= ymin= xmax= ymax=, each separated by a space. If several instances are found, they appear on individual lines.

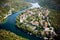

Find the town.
xmin=17 ymin=7 xmax=57 ymax=40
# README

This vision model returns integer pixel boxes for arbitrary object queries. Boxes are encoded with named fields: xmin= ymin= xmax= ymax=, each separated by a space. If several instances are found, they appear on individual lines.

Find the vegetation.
xmin=49 ymin=9 xmax=60 ymax=33
xmin=38 ymin=0 xmax=60 ymax=10
xmin=49 ymin=10 xmax=60 ymax=28
xmin=0 ymin=0 xmax=30 ymax=23
xmin=53 ymin=0 xmax=60 ymax=4
xmin=0 ymin=29 xmax=29 ymax=40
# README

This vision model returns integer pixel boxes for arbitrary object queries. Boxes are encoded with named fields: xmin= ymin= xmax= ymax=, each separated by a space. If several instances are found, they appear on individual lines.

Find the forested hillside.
xmin=0 ymin=0 xmax=30 ymax=23
xmin=0 ymin=29 xmax=28 ymax=40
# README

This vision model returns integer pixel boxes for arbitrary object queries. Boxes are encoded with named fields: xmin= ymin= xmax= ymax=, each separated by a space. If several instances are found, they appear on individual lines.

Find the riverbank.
xmin=0 ymin=29 xmax=29 ymax=40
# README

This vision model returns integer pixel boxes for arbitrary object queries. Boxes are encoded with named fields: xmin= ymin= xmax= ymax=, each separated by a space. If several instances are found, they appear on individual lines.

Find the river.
xmin=0 ymin=0 xmax=59 ymax=40
xmin=0 ymin=2 xmax=44 ymax=40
